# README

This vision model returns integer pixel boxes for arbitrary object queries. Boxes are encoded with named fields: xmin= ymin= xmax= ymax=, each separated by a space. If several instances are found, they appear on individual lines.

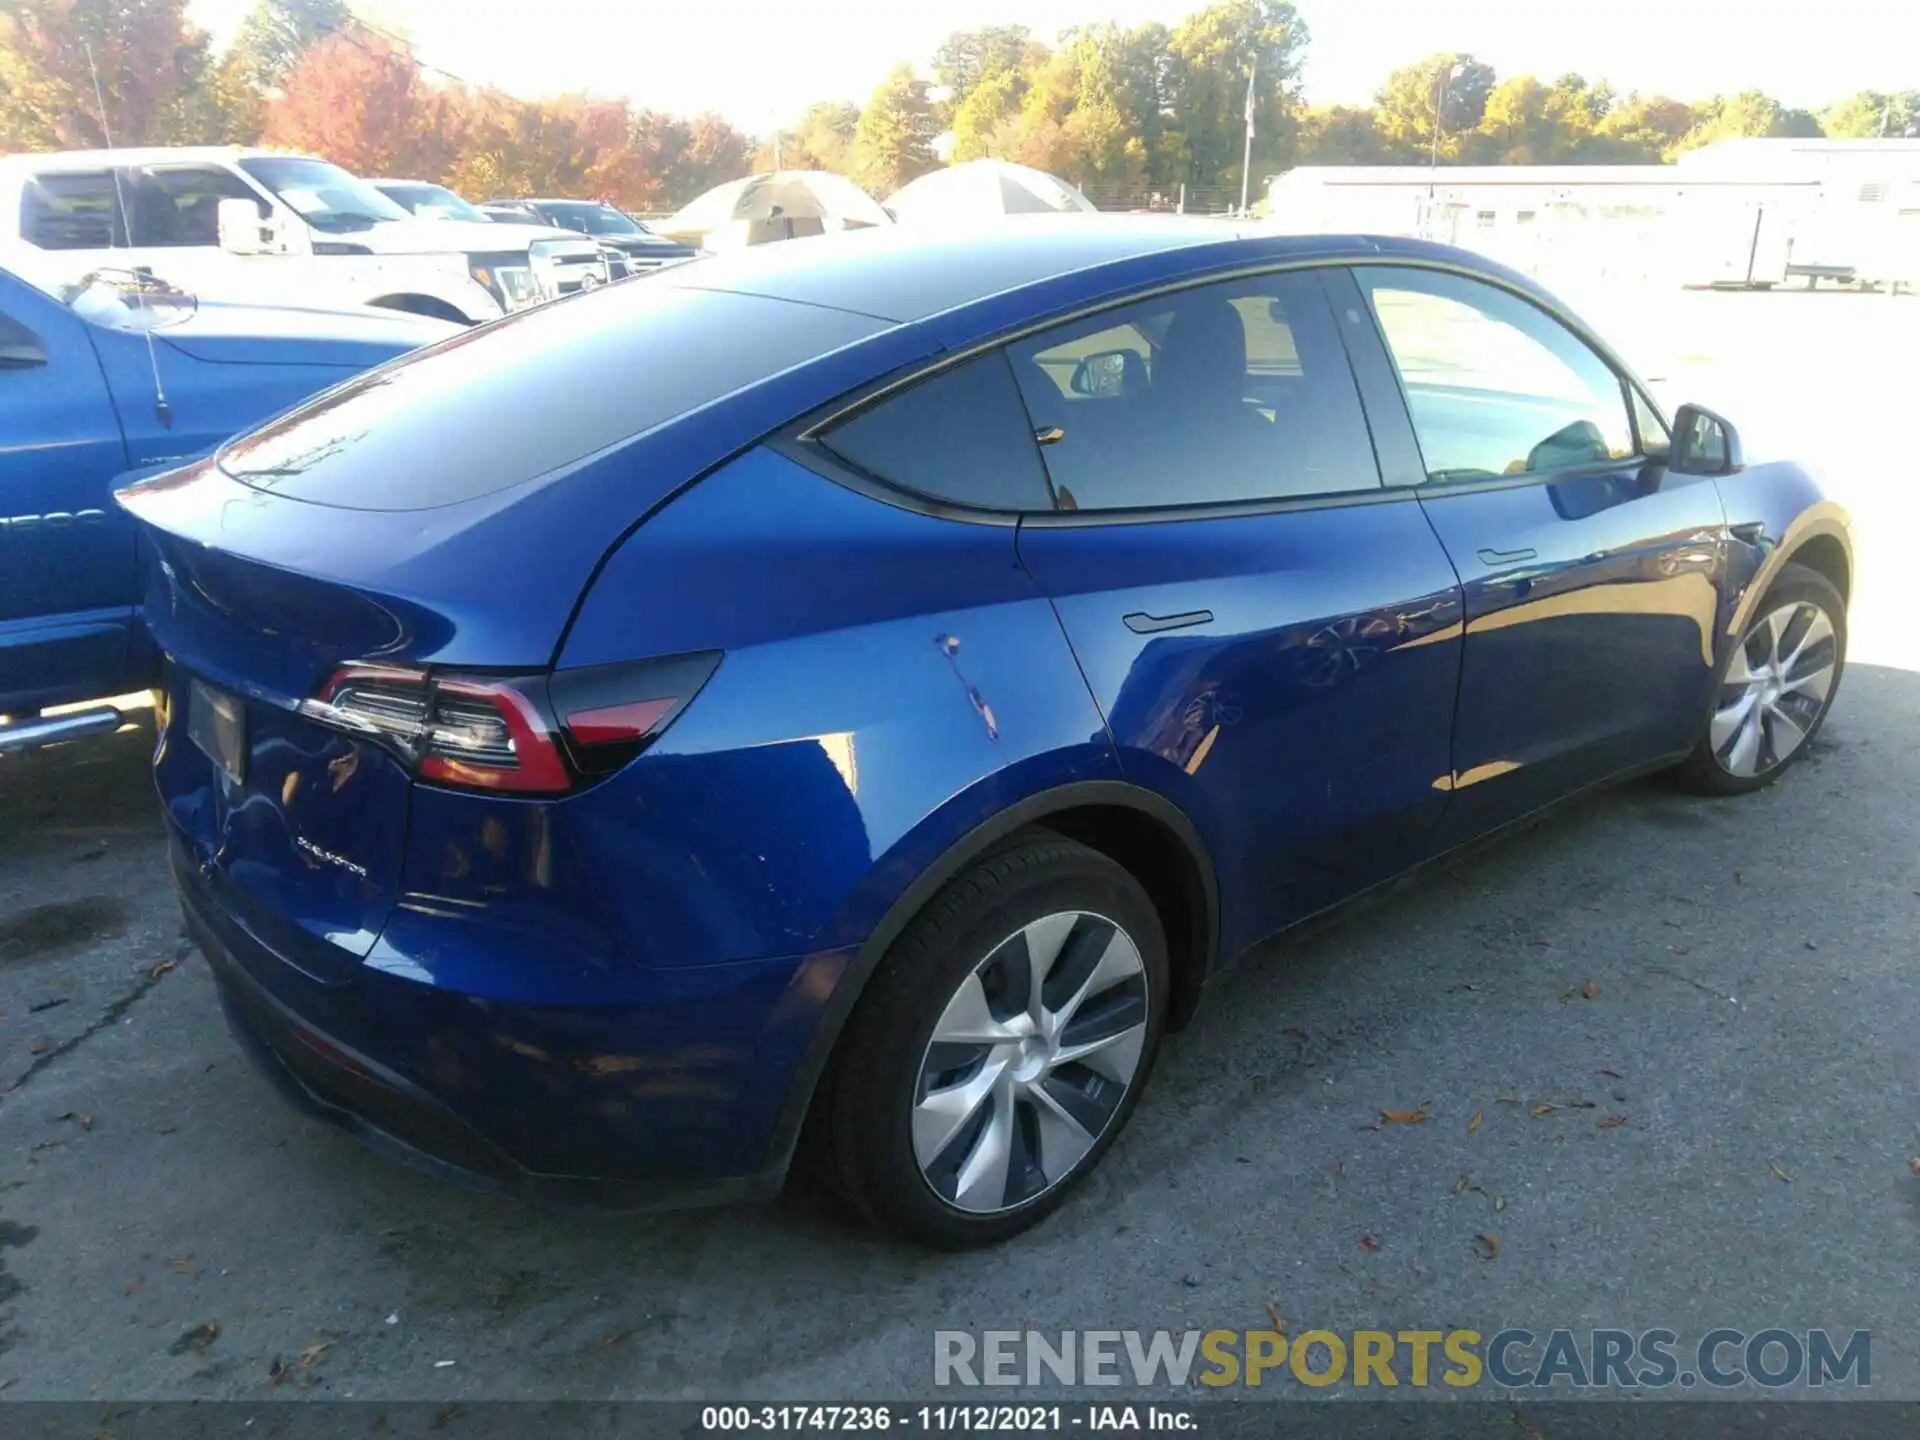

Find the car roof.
xmin=655 ymin=217 xmax=1481 ymax=330
xmin=0 ymin=146 xmax=304 ymax=171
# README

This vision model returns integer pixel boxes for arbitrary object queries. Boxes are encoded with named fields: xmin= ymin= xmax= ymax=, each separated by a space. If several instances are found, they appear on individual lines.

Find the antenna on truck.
xmin=83 ymin=39 xmax=172 ymax=429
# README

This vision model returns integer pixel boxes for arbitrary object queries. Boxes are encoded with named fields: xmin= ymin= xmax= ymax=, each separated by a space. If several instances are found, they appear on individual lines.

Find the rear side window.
xmin=1006 ymin=268 xmax=1381 ymax=511
xmin=20 ymin=172 xmax=124 ymax=250
xmin=818 ymin=351 xmax=1053 ymax=511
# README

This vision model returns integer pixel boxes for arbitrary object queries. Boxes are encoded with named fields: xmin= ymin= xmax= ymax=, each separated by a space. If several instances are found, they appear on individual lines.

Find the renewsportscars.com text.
xmin=933 ymin=1328 xmax=1871 ymax=1390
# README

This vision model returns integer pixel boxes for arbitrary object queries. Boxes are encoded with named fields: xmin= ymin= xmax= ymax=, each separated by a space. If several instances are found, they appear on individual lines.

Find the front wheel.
xmin=1670 ymin=561 xmax=1846 ymax=795
xmin=823 ymin=833 xmax=1168 ymax=1248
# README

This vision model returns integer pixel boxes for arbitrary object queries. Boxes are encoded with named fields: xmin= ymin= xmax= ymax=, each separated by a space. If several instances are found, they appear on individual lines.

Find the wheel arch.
xmin=766 ymin=779 xmax=1220 ymax=1177
xmin=368 ymin=293 xmax=478 ymax=325
xmin=1724 ymin=500 xmax=1854 ymax=647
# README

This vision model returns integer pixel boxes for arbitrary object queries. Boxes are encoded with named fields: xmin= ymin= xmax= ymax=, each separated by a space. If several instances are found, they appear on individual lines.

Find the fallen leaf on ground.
xmin=166 ymin=1254 xmax=196 ymax=1276
xmin=149 ymin=959 xmax=177 ymax=981
xmin=295 ymin=1337 xmax=336 ymax=1371
xmin=1530 ymin=1103 xmax=1560 ymax=1117
xmin=1599 ymin=1114 xmax=1626 ymax=1129
xmin=1473 ymin=1234 xmax=1500 ymax=1261
xmin=1266 ymin=1303 xmax=1286 ymax=1334
xmin=1333 ymin=1159 xmax=1348 ymax=1177
xmin=1452 ymin=1173 xmax=1471 ymax=1196
xmin=1581 ymin=980 xmax=1600 ymax=1000
xmin=1514 ymin=1411 xmax=1544 ymax=1439
xmin=1598 ymin=1068 xmax=1624 ymax=1079
xmin=1496 ymin=1093 xmax=1522 ymax=1105
xmin=1381 ymin=1108 xmax=1429 ymax=1125
xmin=1770 ymin=1160 xmax=1792 ymax=1184
xmin=167 ymin=1321 xmax=219 ymax=1356
xmin=56 ymin=1111 xmax=92 ymax=1131
xmin=1531 ymin=938 xmax=1553 ymax=948
xmin=124 ymin=1277 xmax=142 ymax=1295
xmin=28 ymin=1041 xmax=49 ymax=1056
xmin=1734 ymin=870 xmax=1745 ymax=885
xmin=1357 ymin=1234 xmax=1382 ymax=1253
xmin=594 ymin=1332 xmax=629 ymax=1350
xmin=1468 ymin=1111 xmax=1483 ymax=1135
xmin=1494 ymin=1195 xmax=1508 ymax=1212
xmin=1909 ymin=1157 xmax=1920 ymax=1177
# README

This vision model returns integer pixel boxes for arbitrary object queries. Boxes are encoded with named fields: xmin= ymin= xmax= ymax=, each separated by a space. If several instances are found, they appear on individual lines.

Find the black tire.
xmin=822 ymin=831 xmax=1168 ymax=1248
xmin=1669 ymin=561 xmax=1846 ymax=796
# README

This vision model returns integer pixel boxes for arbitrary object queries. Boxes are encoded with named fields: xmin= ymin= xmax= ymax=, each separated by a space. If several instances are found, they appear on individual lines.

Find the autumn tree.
xmin=849 ymin=63 xmax=938 ymax=196
xmin=0 ymin=0 xmax=216 ymax=149
xmin=263 ymin=30 xmax=456 ymax=178
xmin=1591 ymin=93 xmax=1695 ymax=161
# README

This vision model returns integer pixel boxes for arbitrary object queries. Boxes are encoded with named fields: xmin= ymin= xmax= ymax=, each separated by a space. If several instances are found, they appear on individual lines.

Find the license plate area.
xmin=188 ymin=678 xmax=247 ymax=786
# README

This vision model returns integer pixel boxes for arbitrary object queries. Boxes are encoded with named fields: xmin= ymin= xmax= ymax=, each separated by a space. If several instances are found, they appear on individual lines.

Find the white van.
xmin=0 ymin=147 xmax=610 ymax=324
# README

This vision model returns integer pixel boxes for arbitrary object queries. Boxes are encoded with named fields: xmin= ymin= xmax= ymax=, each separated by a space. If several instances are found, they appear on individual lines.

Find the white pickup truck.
xmin=0 ymin=147 xmax=609 ymax=324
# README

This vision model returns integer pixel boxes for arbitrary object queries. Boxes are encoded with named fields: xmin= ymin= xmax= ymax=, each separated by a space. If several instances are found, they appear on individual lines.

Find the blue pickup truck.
xmin=1 ymin=259 xmax=453 ymax=751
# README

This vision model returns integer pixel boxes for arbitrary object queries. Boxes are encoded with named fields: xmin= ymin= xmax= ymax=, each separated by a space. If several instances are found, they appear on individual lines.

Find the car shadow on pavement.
xmin=1 ymin=663 xmax=1911 ymax=1398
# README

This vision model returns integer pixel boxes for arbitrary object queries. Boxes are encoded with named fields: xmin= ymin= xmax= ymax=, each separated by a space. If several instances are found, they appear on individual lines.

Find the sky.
xmin=185 ymin=0 xmax=1920 ymax=131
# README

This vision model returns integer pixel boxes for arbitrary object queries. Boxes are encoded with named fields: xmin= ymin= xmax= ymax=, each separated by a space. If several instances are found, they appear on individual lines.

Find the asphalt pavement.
xmin=1 ymin=287 xmax=1915 ymax=1404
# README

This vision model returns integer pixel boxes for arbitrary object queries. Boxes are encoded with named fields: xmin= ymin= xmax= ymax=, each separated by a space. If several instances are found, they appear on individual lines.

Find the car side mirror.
xmin=217 ymin=198 xmax=279 ymax=255
xmin=1669 ymin=403 xmax=1744 ymax=476
xmin=1070 ymin=349 xmax=1141 ymax=398
xmin=0 ymin=315 xmax=46 ymax=369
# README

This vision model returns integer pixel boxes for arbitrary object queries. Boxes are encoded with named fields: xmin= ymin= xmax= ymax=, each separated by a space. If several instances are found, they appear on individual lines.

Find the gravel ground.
xmin=1 ymin=287 xmax=1915 ymax=1406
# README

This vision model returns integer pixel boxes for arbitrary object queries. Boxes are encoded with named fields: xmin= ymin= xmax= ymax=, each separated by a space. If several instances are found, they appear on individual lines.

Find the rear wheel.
xmin=824 ymin=833 xmax=1167 ymax=1248
xmin=1670 ymin=562 xmax=1845 ymax=795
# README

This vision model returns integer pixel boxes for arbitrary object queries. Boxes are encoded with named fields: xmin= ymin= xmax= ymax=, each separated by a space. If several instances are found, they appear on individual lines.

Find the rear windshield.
xmin=218 ymin=284 xmax=888 ymax=510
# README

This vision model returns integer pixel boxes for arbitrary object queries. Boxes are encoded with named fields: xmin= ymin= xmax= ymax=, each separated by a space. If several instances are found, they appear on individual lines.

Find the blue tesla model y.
xmin=120 ymin=220 xmax=1852 ymax=1246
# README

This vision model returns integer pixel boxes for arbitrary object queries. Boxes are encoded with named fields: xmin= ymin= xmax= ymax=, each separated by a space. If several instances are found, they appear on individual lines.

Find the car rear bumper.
xmin=171 ymin=835 xmax=846 ymax=1210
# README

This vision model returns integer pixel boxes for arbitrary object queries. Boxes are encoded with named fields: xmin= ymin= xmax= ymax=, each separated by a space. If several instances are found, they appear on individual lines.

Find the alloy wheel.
xmin=1711 ymin=599 xmax=1838 ymax=778
xmin=912 ymin=911 xmax=1150 ymax=1215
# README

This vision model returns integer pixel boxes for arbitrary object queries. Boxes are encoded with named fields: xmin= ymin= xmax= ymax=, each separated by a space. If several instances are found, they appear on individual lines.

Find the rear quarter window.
xmin=218 ymin=285 xmax=889 ymax=511
xmin=817 ymin=351 xmax=1054 ymax=512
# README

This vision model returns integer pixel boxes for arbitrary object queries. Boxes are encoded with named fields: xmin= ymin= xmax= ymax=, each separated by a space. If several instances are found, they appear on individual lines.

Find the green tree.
xmin=1677 ymin=90 xmax=1824 ymax=152
xmin=951 ymin=66 xmax=1027 ymax=161
xmin=848 ymin=63 xmax=938 ymax=196
xmin=1823 ymin=90 xmax=1920 ymax=138
xmin=930 ymin=24 xmax=1033 ymax=114
xmin=1296 ymin=103 xmax=1399 ymax=164
xmin=1374 ymin=52 xmax=1497 ymax=160
xmin=226 ymin=0 xmax=350 ymax=90
xmin=1165 ymin=0 xmax=1310 ymax=191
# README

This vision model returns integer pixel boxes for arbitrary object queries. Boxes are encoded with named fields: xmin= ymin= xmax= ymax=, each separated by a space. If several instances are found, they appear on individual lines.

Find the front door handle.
xmin=1477 ymin=546 xmax=1538 ymax=566
xmin=1124 ymin=609 xmax=1214 ymax=635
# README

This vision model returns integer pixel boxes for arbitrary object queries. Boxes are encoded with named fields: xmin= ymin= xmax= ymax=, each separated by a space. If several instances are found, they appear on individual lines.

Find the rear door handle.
xmin=1476 ymin=546 xmax=1538 ymax=565
xmin=1124 ymin=609 xmax=1214 ymax=635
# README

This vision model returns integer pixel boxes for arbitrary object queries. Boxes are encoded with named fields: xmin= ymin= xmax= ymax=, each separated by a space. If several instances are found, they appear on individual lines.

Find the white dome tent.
xmin=886 ymin=159 xmax=1099 ymax=223
xmin=657 ymin=171 xmax=892 ymax=250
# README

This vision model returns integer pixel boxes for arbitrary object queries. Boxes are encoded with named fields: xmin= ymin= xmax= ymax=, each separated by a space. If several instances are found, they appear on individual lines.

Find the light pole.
xmin=1427 ymin=61 xmax=1465 ymax=240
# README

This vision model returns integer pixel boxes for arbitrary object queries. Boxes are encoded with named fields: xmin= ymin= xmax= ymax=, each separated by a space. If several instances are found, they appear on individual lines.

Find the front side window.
xmin=127 ymin=166 xmax=263 ymax=247
xmin=1007 ymin=269 xmax=1381 ymax=511
xmin=1356 ymin=266 xmax=1636 ymax=482
xmin=20 ymin=171 xmax=124 ymax=250
xmin=817 ymin=351 xmax=1054 ymax=512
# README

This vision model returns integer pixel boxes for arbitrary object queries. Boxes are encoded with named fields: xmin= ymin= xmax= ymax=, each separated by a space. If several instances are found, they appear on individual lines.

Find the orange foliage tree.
xmin=261 ymin=30 xmax=457 ymax=178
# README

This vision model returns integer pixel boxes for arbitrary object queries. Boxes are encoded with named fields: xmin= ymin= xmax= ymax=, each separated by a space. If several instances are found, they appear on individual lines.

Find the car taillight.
xmin=300 ymin=653 xmax=720 ymax=794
